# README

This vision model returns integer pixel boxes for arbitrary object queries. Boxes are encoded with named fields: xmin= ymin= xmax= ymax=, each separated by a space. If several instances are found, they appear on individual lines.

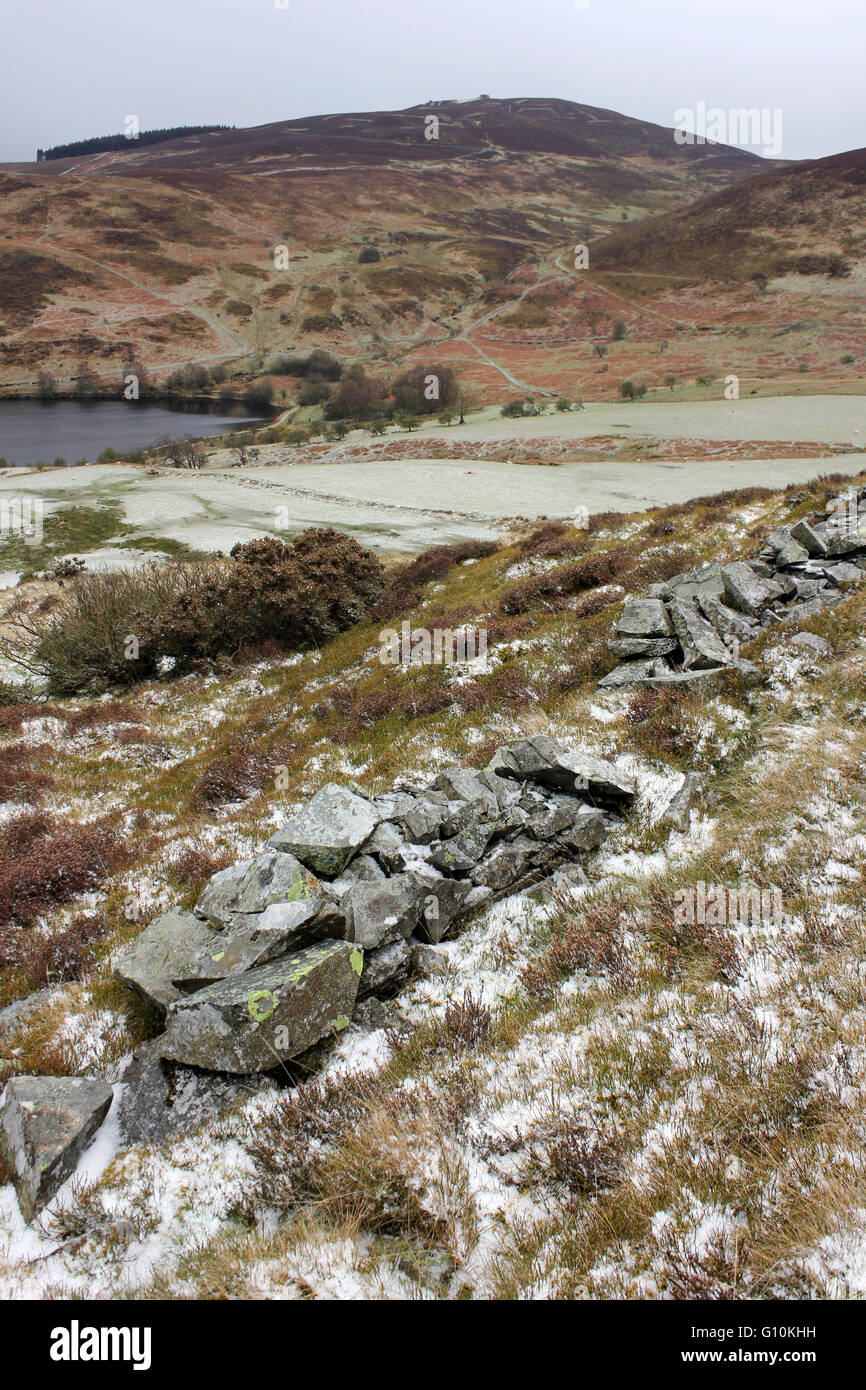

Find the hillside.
xmin=3 ymin=466 xmax=866 ymax=1296
xmin=0 ymin=97 xmax=772 ymax=400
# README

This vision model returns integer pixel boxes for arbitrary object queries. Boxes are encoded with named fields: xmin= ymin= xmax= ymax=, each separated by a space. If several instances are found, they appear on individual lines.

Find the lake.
xmin=0 ymin=399 xmax=267 ymax=467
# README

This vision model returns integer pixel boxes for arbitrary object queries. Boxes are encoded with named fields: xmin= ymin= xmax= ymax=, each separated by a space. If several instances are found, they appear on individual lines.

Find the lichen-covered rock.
xmin=114 ymin=907 xmax=216 ymax=1017
xmin=0 ymin=1075 xmax=113 ymax=1219
xmin=557 ymin=805 xmax=606 ymax=852
xmin=471 ymin=835 xmax=545 ymax=892
xmin=489 ymin=735 xmax=635 ymax=803
xmin=267 ymin=783 xmax=379 ymax=876
xmin=118 ymin=1040 xmax=274 ymax=1146
xmin=173 ymin=897 xmax=344 ymax=991
xmin=342 ymin=874 xmax=421 ymax=948
xmin=429 ymin=821 xmax=496 ymax=874
xmin=160 ymin=940 xmax=362 ymax=1072
xmin=195 ymin=850 xmax=323 ymax=930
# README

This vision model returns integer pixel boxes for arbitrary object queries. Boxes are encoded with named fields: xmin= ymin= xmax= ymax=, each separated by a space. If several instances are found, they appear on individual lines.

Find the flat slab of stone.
xmin=267 ymin=784 xmax=379 ymax=876
xmin=616 ymin=597 xmax=673 ymax=638
xmin=114 ymin=907 xmax=215 ymax=1017
xmin=0 ymin=1075 xmax=113 ymax=1219
xmin=173 ymin=897 xmax=343 ymax=991
xmin=160 ymin=939 xmax=363 ymax=1072
xmin=195 ymin=850 xmax=323 ymax=929
xmin=489 ymin=735 xmax=635 ymax=802
xmin=609 ymin=636 xmax=678 ymax=659
xmin=667 ymin=563 xmax=727 ymax=602
xmin=598 ymin=658 xmax=669 ymax=689
xmin=117 ymin=1041 xmax=274 ymax=1147
xmin=790 ymin=520 xmax=827 ymax=557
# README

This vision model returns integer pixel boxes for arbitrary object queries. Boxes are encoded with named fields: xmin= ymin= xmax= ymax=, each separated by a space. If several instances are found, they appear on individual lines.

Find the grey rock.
xmin=114 ymin=908 xmax=215 ymax=1017
xmin=488 ymin=735 xmax=635 ymax=802
xmin=615 ymin=597 xmax=673 ymax=638
xmin=160 ymin=939 xmax=362 ymax=1072
xmin=775 ymin=540 xmax=810 ymax=567
xmin=343 ymin=875 xmax=421 ymax=949
xmin=667 ymin=563 xmax=727 ymax=602
xmin=399 ymin=797 xmax=445 ymax=845
xmin=471 ymin=835 xmax=543 ymax=892
xmin=697 ymin=594 xmax=758 ymax=643
xmin=330 ymin=854 xmax=387 ymax=895
xmin=790 ymin=519 xmax=827 ymax=556
xmin=0 ymin=1075 xmax=113 ymax=1219
xmin=747 ymin=559 xmax=774 ymax=578
xmin=598 ymin=658 xmax=670 ymax=689
xmin=429 ymin=818 xmax=496 ymax=873
xmin=721 ymin=562 xmax=783 ymax=616
xmin=609 ymin=636 xmax=678 ymax=659
xmin=463 ymin=885 xmax=493 ymax=911
xmin=358 ymin=939 xmax=412 ymax=999
xmin=663 ymin=772 xmax=704 ymax=832
xmin=788 ymin=631 xmax=831 ymax=657
xmin=117 ymin=1041 xmax=274 ymax=1147
xmin=822 ymin=562 xmax=862 ymax=586
xmin=434 ymin=767 xmax=499 ymax=815
xmin=267 ymin=783 xmax=379 ymax=876
xmin=365 ymin=820 xmax=406 ymax=871
xmin=195 ymin=850 xmax=323 ymax=930
xmin=668 ymin=597 xmax=731 ymax=669
xmin=410 ymin=875 xmax=473 ymax=944
xmin=410 ymin=942 xmax=451 ymax=978
xmin=173 ymin=896 xmax=344 ymax=991
xmin=525 ymin=793 xmax=588 ymax=841
xmin=780 ymin=595 xmax=839 ymax=625
xmin=556 ymin=805 xmax=606 ymax=852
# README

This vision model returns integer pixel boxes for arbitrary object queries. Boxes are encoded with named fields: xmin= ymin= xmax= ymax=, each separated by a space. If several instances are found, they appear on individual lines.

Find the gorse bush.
xmin=13 ymin=530 xmax=386 ymax=695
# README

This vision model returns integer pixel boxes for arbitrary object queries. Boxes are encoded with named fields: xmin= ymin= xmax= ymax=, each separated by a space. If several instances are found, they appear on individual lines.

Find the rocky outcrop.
xmin=599 ymin=491 xmax=864 ymax=689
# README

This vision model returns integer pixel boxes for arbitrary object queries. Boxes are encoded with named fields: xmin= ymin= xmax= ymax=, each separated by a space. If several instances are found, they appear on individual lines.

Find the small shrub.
xmin=444 ymin=990 xmax=491 ymax=1050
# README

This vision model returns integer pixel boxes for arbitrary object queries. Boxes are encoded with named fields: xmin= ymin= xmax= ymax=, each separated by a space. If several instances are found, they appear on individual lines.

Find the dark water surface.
xmin=0 ymin=399 xmax=266 ymax=466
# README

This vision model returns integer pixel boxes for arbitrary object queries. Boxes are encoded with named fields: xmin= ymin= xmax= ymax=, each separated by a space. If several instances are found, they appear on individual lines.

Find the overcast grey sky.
xmin=2 ymin=0 xmax=864 ymax=163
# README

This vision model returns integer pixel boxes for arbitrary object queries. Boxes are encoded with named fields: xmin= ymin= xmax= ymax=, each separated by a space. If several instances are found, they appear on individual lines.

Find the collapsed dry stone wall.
xmin=600 ymin=489 xmax=866 ymax=689
xmin=0 ymin=735 xmax=640 ymax=1216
